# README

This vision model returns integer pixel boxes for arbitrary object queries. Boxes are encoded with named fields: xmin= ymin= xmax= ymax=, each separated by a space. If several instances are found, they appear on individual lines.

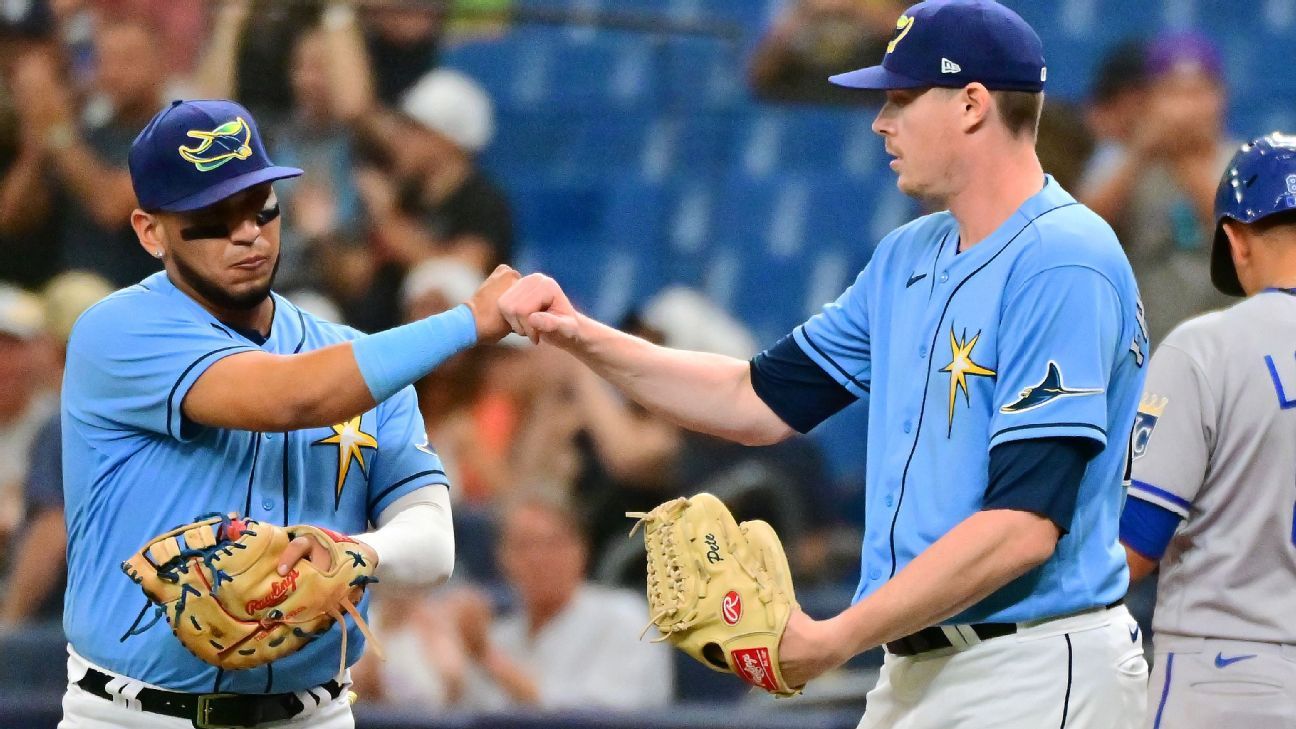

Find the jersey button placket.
xmin=939 ymin=271 xmax=950 ymax=283
xmin=261 ymin=499 xmax=274 ymax=511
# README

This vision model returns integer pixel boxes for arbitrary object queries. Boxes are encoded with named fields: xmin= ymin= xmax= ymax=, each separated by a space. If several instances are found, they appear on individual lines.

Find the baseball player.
xmin=499 ymin=2 xmax=1150 ymax=726
xmin=1121 ymin=133 xmax=1296 ymax=729
xmin=58 ymin=99 xmax=517 ymax=728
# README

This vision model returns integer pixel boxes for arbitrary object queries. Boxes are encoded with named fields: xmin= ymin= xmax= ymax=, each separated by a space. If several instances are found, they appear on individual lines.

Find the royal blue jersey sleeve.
xmin=989 ymin=265 xmax=1122 ymax=449
xmin=64 ymin=292 xmax=258 ymax=442
xmin=792 ymin=267 xmax=872 ymax=399
xmin=366 ymin=385 xmax=449 ymax=521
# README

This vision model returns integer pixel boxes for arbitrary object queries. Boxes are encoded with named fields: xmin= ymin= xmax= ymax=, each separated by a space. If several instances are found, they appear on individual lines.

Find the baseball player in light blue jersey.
xmin=1121 ymin=134 xmax=1296 ymax=729
xmin=58 ymin=99 xmax=518 ymax=729
xmin=498 ymin=2 xmax=1149 ymax=726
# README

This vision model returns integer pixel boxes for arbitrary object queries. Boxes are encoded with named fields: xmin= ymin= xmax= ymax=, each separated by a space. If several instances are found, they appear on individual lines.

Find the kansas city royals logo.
xmin=887 ymin=14 xmax=914 ymax=54
xmin=312 ymin=415 xmax=378 ymax=509
xmin=941 ymin=327 xmax=996 ymax=434
xmin=178 ymin=117 xmax=253 ymax=172
xmin=1130 ymin=393 xmax=1167 ymax=459
xmin=1000 ymin=361 xmax=1103 ymax=414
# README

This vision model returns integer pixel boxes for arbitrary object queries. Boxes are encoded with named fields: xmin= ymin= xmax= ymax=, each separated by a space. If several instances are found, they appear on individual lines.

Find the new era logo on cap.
xmin=941 ymin=58 xmax=961 ymax=74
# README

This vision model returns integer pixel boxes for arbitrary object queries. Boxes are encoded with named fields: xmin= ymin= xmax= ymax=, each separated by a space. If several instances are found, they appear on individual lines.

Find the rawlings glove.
xmin=628 ymin=492 xmax=801 ymax=696
xmin=121 ymin=513 xmax=383 ymax=673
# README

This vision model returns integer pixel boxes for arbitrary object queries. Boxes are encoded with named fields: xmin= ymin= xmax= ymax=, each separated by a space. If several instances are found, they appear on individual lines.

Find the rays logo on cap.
xmin=178 ymin=117 xmax=253 ymax=172
xmin=887 ymin=14 xmax=914 ymax=54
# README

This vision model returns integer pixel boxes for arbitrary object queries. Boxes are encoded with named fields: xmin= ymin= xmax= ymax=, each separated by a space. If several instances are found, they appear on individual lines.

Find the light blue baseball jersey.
xmin=794 ymin=176 xmax=1147 ymax=623
xmin=61 ymin=271 xmax=447 ymax=693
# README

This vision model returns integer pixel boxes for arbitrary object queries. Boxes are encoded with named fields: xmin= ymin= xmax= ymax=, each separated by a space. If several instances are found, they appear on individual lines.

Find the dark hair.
xmin=991 ymin=90 xmax=1045 ymax=138
xmin=1091 ymin=39 xmax=1149 ymax=103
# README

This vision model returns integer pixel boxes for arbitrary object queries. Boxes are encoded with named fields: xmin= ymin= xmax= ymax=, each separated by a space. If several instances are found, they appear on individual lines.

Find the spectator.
xmin=359 ymin=1 xmax=446 ymax=105
xmin=0 ymin=284 xmax=55 ymax=551
xmin=1079 ymin=32 xmax=1236 ymax=343
xmin=0 ymin=270 xmax=111 ymax=628
xmin=0 ymin=16 xmax=165 ymax=287
xmin=323 ymin=5 xmax=512 ymax=330
xmin=1082 ymin=39 xmax=1149 ymax=184
xmin=749 ymin=0 xmax=906 ymax=105
xmin=463 ymin=491 xmax=673 ymax=709
xmin=196 ymin=8 xmax=365 ymax=292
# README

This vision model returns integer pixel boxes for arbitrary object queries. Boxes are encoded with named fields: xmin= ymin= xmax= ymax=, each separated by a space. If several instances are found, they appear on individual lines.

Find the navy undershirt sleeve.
xmin=982 ymin=436 xmax=1101 ymax=534
xmin=1119 ymin=495 xmax=1183 ymax=561
xmin=750 ymin=333 xmax=859 ymax=434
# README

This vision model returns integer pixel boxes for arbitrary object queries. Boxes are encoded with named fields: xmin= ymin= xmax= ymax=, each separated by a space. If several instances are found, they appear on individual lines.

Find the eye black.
xmin=255 ymin=203 xmax=281 ymax=226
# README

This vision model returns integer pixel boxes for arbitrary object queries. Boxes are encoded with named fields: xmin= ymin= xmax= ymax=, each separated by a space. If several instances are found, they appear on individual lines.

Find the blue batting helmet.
xmin=1212 ymin=133 xmax=1296 ymax=296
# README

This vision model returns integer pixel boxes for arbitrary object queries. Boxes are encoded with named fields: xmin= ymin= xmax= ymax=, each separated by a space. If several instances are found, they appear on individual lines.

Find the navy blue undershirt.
xmin=751 ymin=334 xmax=1097 ymax=531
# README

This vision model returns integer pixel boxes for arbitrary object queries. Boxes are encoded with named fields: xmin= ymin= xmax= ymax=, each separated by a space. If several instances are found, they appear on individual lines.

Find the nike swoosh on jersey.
xmin=1214 ymin=653 xmax=1257 ymax=669
xmin=906 ymin=273 xmax=927 ymax=288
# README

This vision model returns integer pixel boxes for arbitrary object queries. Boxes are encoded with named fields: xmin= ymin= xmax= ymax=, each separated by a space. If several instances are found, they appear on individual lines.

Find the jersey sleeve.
xmin=63 ymin=298 xmax=259 ymax=441
xmin=989 ymin=265 xmax=1122 ymax=449
xmin=1126 ymin=342 xmax=1213 ymax=518
xmin=790 ymin=266 xmax=872 ymax=400
xmin=366 ymin=385 xmax=450 ymax=521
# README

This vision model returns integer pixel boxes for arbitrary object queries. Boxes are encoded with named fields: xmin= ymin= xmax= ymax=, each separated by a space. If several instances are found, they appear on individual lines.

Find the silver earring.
xmin=154 ymin=250 xmax=164 ymax=258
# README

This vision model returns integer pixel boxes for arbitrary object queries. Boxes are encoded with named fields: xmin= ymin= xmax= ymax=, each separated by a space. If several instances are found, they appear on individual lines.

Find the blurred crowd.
xmin=0 ymin=0 xmax=1262 ymax=712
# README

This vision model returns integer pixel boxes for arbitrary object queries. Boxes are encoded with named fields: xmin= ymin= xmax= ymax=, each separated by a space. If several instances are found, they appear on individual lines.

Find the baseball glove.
xmin=121 ymin=513 xmax=383 ymax=674
xmin=628 ymin=492 xmax=801 ymax=696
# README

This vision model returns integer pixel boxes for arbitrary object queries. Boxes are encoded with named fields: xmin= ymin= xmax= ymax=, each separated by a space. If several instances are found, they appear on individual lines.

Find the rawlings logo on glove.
xmin=120 ymin=513 xmax=383 ymax=673
xmin=628 ymin=493 xmax=802 ymax=697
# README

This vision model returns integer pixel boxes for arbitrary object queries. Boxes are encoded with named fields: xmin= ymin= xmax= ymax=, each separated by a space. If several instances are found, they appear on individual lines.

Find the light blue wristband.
xmin=351 ymin=304 xmax=478 ymax=403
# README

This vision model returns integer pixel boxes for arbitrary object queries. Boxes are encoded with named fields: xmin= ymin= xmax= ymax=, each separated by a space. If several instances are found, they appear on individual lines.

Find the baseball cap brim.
xmin=829 ymin=64 xmax=930 ymax=90
xmin=155 ymin=165 xmax=303 ymax=213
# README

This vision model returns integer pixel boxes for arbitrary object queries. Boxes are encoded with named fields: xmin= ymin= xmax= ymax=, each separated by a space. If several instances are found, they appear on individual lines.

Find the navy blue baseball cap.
xmin=1212 ymin=133 xmax=1296 ymax=296
xmin=128 ymin=99 xmax=302 ymax=213
xmin=830 ymin=0 xmax=1046 ymax=92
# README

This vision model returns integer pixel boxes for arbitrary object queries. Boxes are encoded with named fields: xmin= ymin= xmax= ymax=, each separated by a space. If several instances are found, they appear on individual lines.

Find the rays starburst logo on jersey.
xmin=312 ymin=415 xmax=378 ymax=509
xmin=177 ymin=117 xmax=253 ymax=172
xmin=940 ymin=326 xmax=996 ymax=434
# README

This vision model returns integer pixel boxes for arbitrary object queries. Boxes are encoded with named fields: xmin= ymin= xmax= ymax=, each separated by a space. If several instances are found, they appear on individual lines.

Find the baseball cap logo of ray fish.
xmin=129 ymin=99 xmax=302 ymax=213
xmin=830 ymin=0 xmax=1046 ymax=93
xmin=178 ymin=117 xmax=253 ymax=172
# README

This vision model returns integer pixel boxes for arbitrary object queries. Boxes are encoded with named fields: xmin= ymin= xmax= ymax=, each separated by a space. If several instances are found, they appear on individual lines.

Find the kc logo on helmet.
xmin=721 ymin=590 xmax=742 ymax=625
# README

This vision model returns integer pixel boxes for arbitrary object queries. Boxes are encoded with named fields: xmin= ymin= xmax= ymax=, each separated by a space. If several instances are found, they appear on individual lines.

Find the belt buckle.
xmin=194 ymin=693 xmax=242 ymax=729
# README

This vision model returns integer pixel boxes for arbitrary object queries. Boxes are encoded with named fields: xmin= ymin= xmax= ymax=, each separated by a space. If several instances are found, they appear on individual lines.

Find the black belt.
xmin=76 ymin=667 xmax=343 ymax=729
xmin=886 ymin=598 xmax=1125 ymax=657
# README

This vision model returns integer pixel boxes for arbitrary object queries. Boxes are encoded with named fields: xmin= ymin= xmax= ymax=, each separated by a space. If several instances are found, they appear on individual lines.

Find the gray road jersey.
xmin=1129 ymin=290 xmax=1296 ymax=644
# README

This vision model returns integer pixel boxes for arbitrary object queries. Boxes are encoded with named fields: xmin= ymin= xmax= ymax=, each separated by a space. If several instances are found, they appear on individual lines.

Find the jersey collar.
xmin=148 ymin=271 xmax=289 ymax=349
xmin=943 ymin=175 xmax=1072 ymax=271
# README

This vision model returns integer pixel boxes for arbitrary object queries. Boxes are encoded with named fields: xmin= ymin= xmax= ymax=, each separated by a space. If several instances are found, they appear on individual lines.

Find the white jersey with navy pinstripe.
xmin=1129 ymin=290 xmax=1296 ymax=645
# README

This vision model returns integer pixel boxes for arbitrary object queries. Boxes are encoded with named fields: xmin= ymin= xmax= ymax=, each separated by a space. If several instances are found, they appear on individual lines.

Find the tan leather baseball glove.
xmin=628 ymin=492 xmax=801 ymax=696
xmin=121 ymin=513 xmax=383 ymax=673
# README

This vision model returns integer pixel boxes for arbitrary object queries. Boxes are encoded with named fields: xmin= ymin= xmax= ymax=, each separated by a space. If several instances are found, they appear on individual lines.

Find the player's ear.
xmin=1223 ymin=219 xmax=1256 ymax=290
xmin=131 ymin=209 xmax=168 ymax=260
xmin=1223 ymin=220 xmax=1252 ymax=266
xmin=959 ymin=83 xmax=992 ymax=134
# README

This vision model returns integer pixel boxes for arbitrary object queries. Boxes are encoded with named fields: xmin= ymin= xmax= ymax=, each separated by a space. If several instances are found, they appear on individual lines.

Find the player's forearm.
xmin=573 ymin=315 xmax=793 ymax=445
xmin=186 ymin=307 xmax=478 ymax=431
xmin=831 ymin=509 xmax=1058 ymax=657
xmin=1123 ymin=543 xmax=1159 ymax=584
